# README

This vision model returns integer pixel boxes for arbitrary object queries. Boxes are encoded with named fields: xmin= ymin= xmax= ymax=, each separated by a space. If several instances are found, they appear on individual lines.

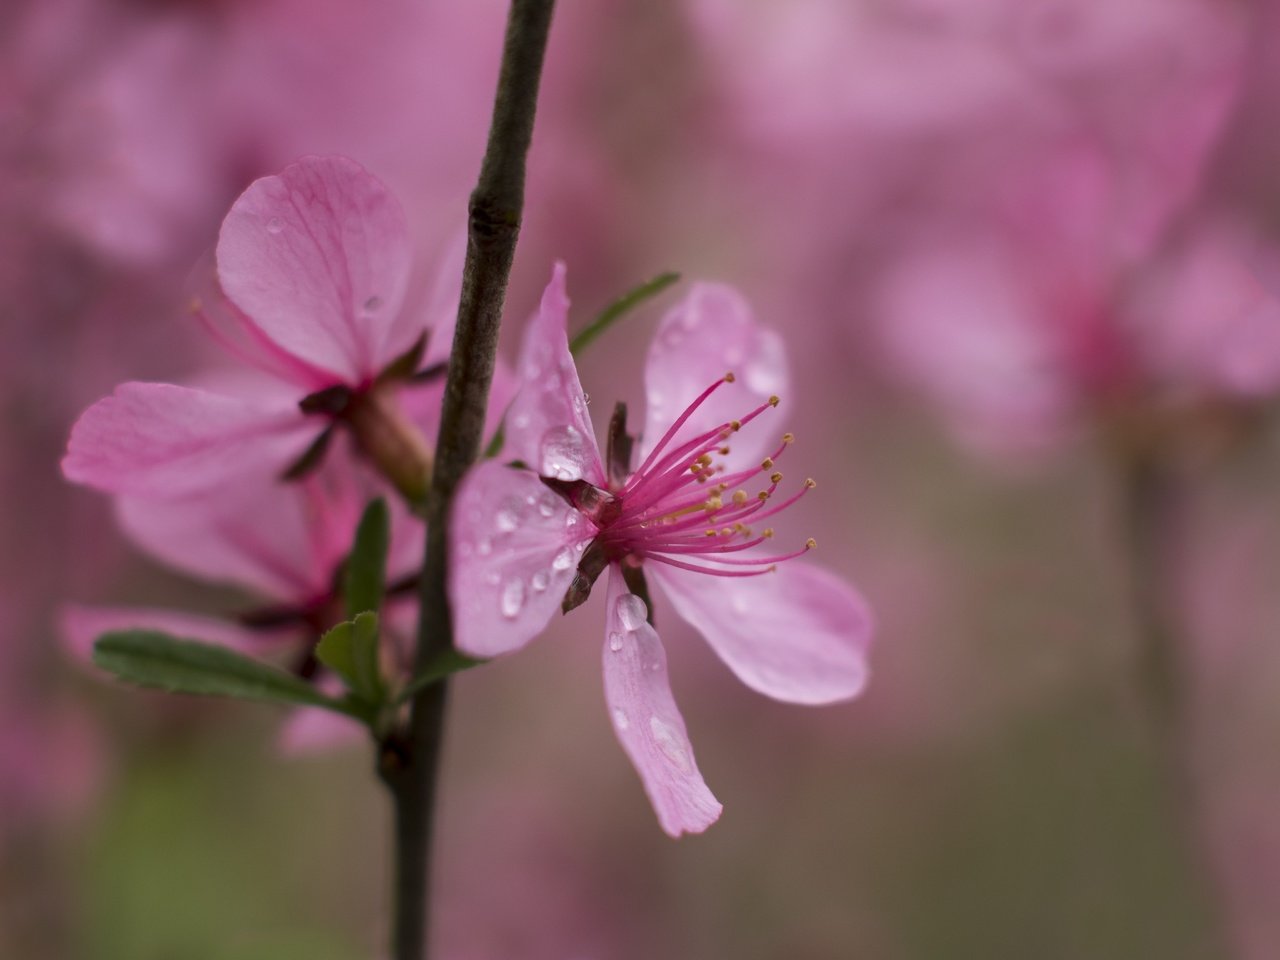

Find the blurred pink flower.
xmin=62 ymin=155 xmax=459 ymax=498
xmin=62 ymin=448 xmax=423 ymax=753
xmin=449 ymin=266 xmax=873 ymax=836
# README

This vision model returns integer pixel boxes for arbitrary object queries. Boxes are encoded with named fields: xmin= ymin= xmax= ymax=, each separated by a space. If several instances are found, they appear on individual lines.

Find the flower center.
xmin=592 ymin=373 xmax=816 ymax=578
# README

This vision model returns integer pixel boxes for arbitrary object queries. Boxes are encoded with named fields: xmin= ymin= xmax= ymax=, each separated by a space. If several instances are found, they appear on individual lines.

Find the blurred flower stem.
xmin=377 ymin=3 xmax=557 ymax=959
xmin=1119 ymin=443 xmax=1234 ymax=959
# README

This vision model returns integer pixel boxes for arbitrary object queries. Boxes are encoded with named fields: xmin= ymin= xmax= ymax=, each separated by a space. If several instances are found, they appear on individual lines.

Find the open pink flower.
xmin=62 ymin=155 xmax=458 ymax=499
xmin=62 ymin=449 xmax=423 ymax=753
xmin=449 ymin=266 xmax=873 ymax=836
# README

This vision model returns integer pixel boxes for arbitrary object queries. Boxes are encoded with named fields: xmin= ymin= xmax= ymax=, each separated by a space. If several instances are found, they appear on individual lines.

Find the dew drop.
xmin=551 ymin=547 xmax=574 ymax=572
xmin=537 ymin=494 xmax=557 ymax=518
xmin=500 ymin=578 xmax=525 ymax=619
xmin=531 ymin=571 xmax=549 ymax=593
xmin=495 ymin=508 xmax=519 ymax=534
xmin=483 ymin=571 xmax=500 ymax=586
xmin=608 ymin=631 xmax=625 ymax=652
xmin=649 ymin=717 xmax=693 ymax=773
xmin=616 ymin=595 xmax=648 ymax=632
xmin=512 ymin=413 xmax=531 ymax=430
xmin=266 ymin=216 xmax=284 ymax=234
xmin=613 ymin=708 xmax=630 ymax=730
xmin=540 ymin=425 xmax=587 ymax=481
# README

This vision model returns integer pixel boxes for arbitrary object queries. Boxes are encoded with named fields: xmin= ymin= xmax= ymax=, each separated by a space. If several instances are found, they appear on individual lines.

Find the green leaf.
xmin=93 ymin=631 xmax=359 ymax=716
xmin=569 ymin=271 xmax=681 ymax=356
xmin=397 ymin=648 xmax=486 ymax=703
xmin=315 ymin=612 xmax=384 ymax=703
xmin=345 ymin=498 xmax=390 ymax=619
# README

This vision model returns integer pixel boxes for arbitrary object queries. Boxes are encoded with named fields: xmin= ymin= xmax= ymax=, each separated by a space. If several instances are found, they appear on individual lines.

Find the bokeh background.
xmin=4 ymin=0 xmax=1280 ymax=957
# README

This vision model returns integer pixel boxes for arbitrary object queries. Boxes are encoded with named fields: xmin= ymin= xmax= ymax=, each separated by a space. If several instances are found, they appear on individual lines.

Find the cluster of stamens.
xmin=595 ymin=373 xmax=817 ymax=579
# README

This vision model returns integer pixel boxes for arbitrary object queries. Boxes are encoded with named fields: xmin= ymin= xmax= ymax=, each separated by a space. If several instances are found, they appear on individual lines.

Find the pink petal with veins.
xmin=217 ymin=155 xmax=414 ymax=384
xmin=504 ymin=263 xmax=605 ymax=485
xmin=601 ymin=568 xmax=722 ymax=837
xmin=61 ymin=382 xmax=314 ymax=499
xmin=449 ymin=461 xmax=595 ymax=658
xmin=641 ymin=283 xmax=789 ymax=472
xmin=649 ymin=561 xmax=872 ymax=705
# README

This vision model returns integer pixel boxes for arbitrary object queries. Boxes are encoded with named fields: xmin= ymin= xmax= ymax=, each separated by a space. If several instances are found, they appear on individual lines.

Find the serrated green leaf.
xmin=315 ymin=612 xmax=384 ymax=703
xmin=397 ymin=648 xmax=486 ymax=703
xmin=569 ymin=271 xmax=680 ymax=356
xmin=345 ymin=498 xmax=389 ymax=619
xmin=93 ymin=631 xmax=359 ymax=716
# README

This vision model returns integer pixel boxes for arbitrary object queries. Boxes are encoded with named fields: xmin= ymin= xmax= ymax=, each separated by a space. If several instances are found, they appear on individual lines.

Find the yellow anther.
xmin=719 ymin=446 xmax=731 ymax=455
xmin=757 ymin=491 xmax=770 ymax=501
xmin=704 ymin=496 xmax=723 ymax=512
xmin=805 ymin=538 xmax=817 ymax=549
xmin=770 ymin=471 xmax=783 ymax=484
xmin=724 ymin=371 xmax=736 ymax=383
xmin=762 ymin=528 xmax=775 ymax=538
xmin=782 ymin=432 xmax=795 ymax=444
xmin=761 ymin=457 xmax=774 ymax=470
xmin=705 ymin=529 xmax=718 ymax=537
xmin=768 ymin=395 xmax=780 ymax=407
xmin=804 ymin=478 xmax=817 ymax=489
xmin=729 ymin=420 xmax=742 ymax=431
xmin=732 ymin=490 xmax=748 ymax=505
xmin=721 ymin=527 xmax=733 ymax=536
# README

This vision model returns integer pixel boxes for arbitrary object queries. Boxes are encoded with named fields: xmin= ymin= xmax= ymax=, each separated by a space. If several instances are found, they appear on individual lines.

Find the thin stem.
xmin=1119 ymin=449 xmax=1235 ymax=959
xmin=379 ymin=4 xmax=557 ymax=960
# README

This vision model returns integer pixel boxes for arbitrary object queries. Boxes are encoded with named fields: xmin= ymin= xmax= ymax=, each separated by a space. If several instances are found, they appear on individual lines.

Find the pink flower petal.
xmin=504 ymin=263 xmax=605 ymax=484
xmin=641 ymin=283 xmax=789 ymax=471
xmin=61 ymin=382 xmax=315 ymax=499
xmin=448 ymin=461 xmax=595 ymax=658
xmin=649 ymin=561 xmax=872 ymax=705
xmin=217 ymin=155 xmax=414 ymax=384
xmin=116 ymin=482 xmax=331 ymax=602
xmin=59 ymin=604 xmax=295 ymax=664
xmin=601 ymin=567 xmax=722 ymax=837
xmin=419 ymin=230 xmax=467 ymax=369
xmin=277 ymin=675 xmax=364 ymax=755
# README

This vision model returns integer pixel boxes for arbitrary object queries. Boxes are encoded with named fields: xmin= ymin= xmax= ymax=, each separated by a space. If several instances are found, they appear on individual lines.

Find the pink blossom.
xmin=62 ymin=155 xmax=460 ymax=499
xmin=62 ymin=448 xmax=422 ymax=753
xmin=449 ymin=266 xmax=873 ymax=836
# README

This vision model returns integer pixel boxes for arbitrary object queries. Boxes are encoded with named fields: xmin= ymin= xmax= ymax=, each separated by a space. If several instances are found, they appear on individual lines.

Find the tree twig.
xmin=380 ymin=4 xmax=557 ymax=959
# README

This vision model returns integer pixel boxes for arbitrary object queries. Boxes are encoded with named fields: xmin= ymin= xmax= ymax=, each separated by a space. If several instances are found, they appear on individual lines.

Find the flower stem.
xmin=1119 ymin=448 xmax=1235 ymax=959
xmin=380 ymin=3 xmax=558 ymax=959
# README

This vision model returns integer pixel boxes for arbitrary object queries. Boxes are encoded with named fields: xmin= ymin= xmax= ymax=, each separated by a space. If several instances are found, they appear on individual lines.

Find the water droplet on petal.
xmin=495 ymin=508 xmax=519 ymax=534
xmin=531 ymin=571 xmax=549 ymax=593
xmin=500 ymin=578 xmax=525 ymax=619
xmin=537 ymin=494 xmax=557 ymax=518
xmin=483 ymin=571 xmax=500 ymax=586
xmin=616 ymin=595 xmax=648 ymax=631
xmin=608 ymin=631 xmax=625 ymax=652
xmin=613 ymin=708 xmax=630 ymax=730
xmin=649 ymin=717 xmax=693 ymax=773
xmin=266 ymin=217 xmax=284 ymax=234
xmin=552 ymin=547 xmax=574 ymax=572
xmin=540 ymin=425 xmax=587 ymax=481
xmin=512 ymin=413 xmax=531 ymax=430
